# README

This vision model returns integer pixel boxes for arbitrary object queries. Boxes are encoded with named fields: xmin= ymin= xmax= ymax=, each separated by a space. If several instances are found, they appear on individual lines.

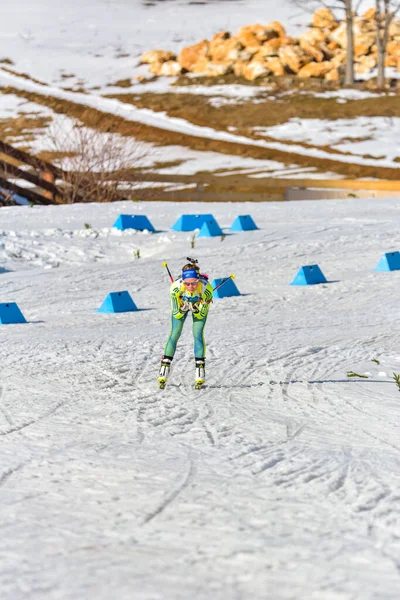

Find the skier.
xmin=158 ymin=258 xmax=213 ymax=389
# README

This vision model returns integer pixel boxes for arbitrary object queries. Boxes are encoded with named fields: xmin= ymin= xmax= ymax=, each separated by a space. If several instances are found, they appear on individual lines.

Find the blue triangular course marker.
xmin=171 ymin=214 xmax=214 ymax=231
xmin=211 ymin=278 xmax=241 ymax=299
xmin=171 ymin=214 xmax=197 ymax=231
xmin=113 ymin=214 xmax=155 ymax=232
xmin=0 ymin=302 xmax=27 ymax=324
xmin=197 ymin=217 xmax=223 ymax=237
xmin=374 ymin=251 xmax=400 ymax=272
xmin=229 ymin=215 xmax=258 ymax=232
xmin=290 ymin=264 xmax=327 ymax=286
xmin=97 ymin=291 xmax=138 ymax=313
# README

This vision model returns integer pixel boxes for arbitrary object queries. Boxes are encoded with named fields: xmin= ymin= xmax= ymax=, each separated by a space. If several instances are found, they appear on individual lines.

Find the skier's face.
xmin=183 ymin=278 xmax=199 ymax=289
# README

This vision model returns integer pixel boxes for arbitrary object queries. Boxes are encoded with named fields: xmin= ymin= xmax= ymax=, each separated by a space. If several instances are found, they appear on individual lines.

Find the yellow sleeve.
xmin=170 ymin=281 xmax=185 ymax=320
xmin=196 ymin=281 xmax=213 ymax=320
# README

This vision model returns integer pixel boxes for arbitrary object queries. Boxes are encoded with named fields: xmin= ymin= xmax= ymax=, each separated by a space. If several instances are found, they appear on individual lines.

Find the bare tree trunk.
xmin=376 ymin=0 xmax=394 ymax=89
xmin=376 ymin=0 xmax=385 ymax=87
xmin=344 ymin=0 xmax=355 ymax=85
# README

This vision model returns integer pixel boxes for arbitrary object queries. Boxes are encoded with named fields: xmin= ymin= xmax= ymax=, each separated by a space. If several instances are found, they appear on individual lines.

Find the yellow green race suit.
xmin=164 ymin=277 xmax=213 ymax=359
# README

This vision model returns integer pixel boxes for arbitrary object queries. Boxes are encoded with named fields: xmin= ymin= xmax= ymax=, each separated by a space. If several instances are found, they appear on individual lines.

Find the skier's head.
xmin=182 ymin=258 xmax=200 ymax=288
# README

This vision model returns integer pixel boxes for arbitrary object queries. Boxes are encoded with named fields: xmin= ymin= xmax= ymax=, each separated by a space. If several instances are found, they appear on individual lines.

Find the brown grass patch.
xmin=0 ymin=66 xmax=49 ymax=86
xmin=109 ymin=89 xmax=400 ymax=131
xmin=0 ymin=113 xmax=51 ymax=144
xmin=112 ymin=78 xmax=132 ymax=88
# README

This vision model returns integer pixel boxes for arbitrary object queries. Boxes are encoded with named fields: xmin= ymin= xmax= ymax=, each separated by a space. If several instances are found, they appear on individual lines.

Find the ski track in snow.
xmin=1 ymin=199 xmax=400 ymax=599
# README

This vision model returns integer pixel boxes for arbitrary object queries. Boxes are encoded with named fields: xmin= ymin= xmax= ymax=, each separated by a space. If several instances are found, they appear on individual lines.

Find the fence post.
xmin=42 ymin=170 xmax=56 ymax=201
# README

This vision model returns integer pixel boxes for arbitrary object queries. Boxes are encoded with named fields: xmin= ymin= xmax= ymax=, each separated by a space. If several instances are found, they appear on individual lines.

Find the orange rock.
xmin=210 ymin=31 xmax=230 ymax=45
xmin=140 ymin=49 xmax=176 ymax=64
xmin=327 ymin=40 xmax=339 ymax=51
xmin=298 ymin=61 xmax=333 ymax=78
xmin=280 ymin=36 xmax=296 ymax=45
xmin=384 ymin=55 xmax=397 ymax=68
xmin=311 ymin=8 xmax=337 ymax=30
xmin=319 ymin=42 xmax=335 ymax=59
xmin=388 ymin=19 xmax=400 ymax=38
xmin=299 ymin=28 xmax=327 ymax=46
xmin=363 ymin=7 xmax=376 ymax=20
xmin=355 ymin=55 xmax=376 ymax=74
xmin=330 ymin=22 xmax=347 ymax=47
xmin=178 ymin=40 xmax=210 ymax=72
xmin=387 ymin=41 xmax=400 ymax=57
xmin=330 ymin=50 xmax=346 ymax=68
xmin=261 ymin=38 xmax=282 ymax=55
xmin=265 ymin=21 xmax=286 ymax=38
xmin=241 ymin=59 xmax=270 ymax=80
xmin=210 ymin=37 xmax=243 ymax=62
xmin=355 ymin=15 xmax=375 ymax=34
xmin=299 ymin=39 xmax=324 ymax=62
xmin=233 ymin=60 xmax=248 ymax=77
xmin=149 ymin=61 xmax=162 ymax=74
xmin=236 ymin=27 xmax=262 ymax=51
xmin=325 ymin=67 xmax=339 ymax=81
xmin=158 ymin=60 xmax=183 ymax=76
xmin=264 ymin=57 xmax=285 ymax=76
xmin=205 ymin=61 xmax=234 ymax=76
xmin=354 ymin=41 xmax=373 ymax=57
xmin=279 ymin=45 xmax=311 ymax=73
xmin=331 ymin=22 xmax=375 ymax=51
xmin=190 ymin=56 xmax=210 ymax=74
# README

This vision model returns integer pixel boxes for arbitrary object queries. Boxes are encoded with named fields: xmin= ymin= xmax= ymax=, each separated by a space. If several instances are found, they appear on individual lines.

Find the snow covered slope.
xmin=1 ymin=197 xmax=400 ymax=599
xmin=0 ymin=0 xmax=311 ymax=90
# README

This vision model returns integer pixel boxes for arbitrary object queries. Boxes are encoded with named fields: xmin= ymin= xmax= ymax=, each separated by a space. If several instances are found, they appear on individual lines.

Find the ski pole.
xmin=203 ymin=274 xmax=236 ymax=304
xmin=212 ymin=274 xmax=235 ymax=293
xmin=162 ymin=261 xmax=174 ymax=283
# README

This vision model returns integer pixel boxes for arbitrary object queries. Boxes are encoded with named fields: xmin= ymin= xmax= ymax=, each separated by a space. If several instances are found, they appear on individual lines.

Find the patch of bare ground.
xmin=0 ymin=66 xmax=49 ymax=86
xmin=36 ymin=150 xmax=77 ymax=163
xmin=0 ymin=112 xmax=51 ymax=145
xmin=109 ymin=88 xmax=400 ymax=132
xmin=111 ymin=78 xmax=132 ymax=88
xmin=2 ymin=85 xmax=400 ymax=188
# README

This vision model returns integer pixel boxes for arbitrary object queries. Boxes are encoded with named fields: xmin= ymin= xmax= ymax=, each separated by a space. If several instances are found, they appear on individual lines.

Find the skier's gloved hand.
xmin=179 ymin=300 xmax=190 ymax=313
xmin=190 ymin=301 xmax=201 ymax=314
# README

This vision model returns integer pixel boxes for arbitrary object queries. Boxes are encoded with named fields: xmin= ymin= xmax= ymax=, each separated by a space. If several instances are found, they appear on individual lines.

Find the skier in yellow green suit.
xmin=159 ymin=258 xmax=213 ymax=389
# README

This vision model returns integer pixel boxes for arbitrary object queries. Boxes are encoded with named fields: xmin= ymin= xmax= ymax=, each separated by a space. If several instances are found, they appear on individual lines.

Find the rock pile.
xmin=139 ymin=8 xmax=400 ymax=81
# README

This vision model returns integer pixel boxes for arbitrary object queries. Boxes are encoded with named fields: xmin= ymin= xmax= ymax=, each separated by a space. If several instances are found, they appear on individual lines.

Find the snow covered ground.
xmin=0 ymin=0 xmax=311 ymax=91
xmin=1 ymin=197 xmax=400 ymax=599
xmin=254 ymin=116 xmax=400 ymax=163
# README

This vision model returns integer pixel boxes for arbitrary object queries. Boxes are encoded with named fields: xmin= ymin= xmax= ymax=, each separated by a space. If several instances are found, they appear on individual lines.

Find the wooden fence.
xmin=0 ymin=140 xmax=67 ymax=205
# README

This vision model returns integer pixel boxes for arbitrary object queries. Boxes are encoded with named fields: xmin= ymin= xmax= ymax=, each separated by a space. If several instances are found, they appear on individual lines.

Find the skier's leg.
xmin=164 ymin=313 xmax=187 ymax=357
xmin=192 ymin=315 xmax=207 ymax=383
xmin=159 ymin=314 xmax=187 ymax=385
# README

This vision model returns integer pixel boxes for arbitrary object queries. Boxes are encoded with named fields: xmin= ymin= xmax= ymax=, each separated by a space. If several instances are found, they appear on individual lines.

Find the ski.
xmin=158 ymin=378 xmax=167 ymax=389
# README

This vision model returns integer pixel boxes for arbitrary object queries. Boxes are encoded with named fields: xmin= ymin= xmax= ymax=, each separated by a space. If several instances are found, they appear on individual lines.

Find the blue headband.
xmin=182 ymin=269 xmax=199 ymax=280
